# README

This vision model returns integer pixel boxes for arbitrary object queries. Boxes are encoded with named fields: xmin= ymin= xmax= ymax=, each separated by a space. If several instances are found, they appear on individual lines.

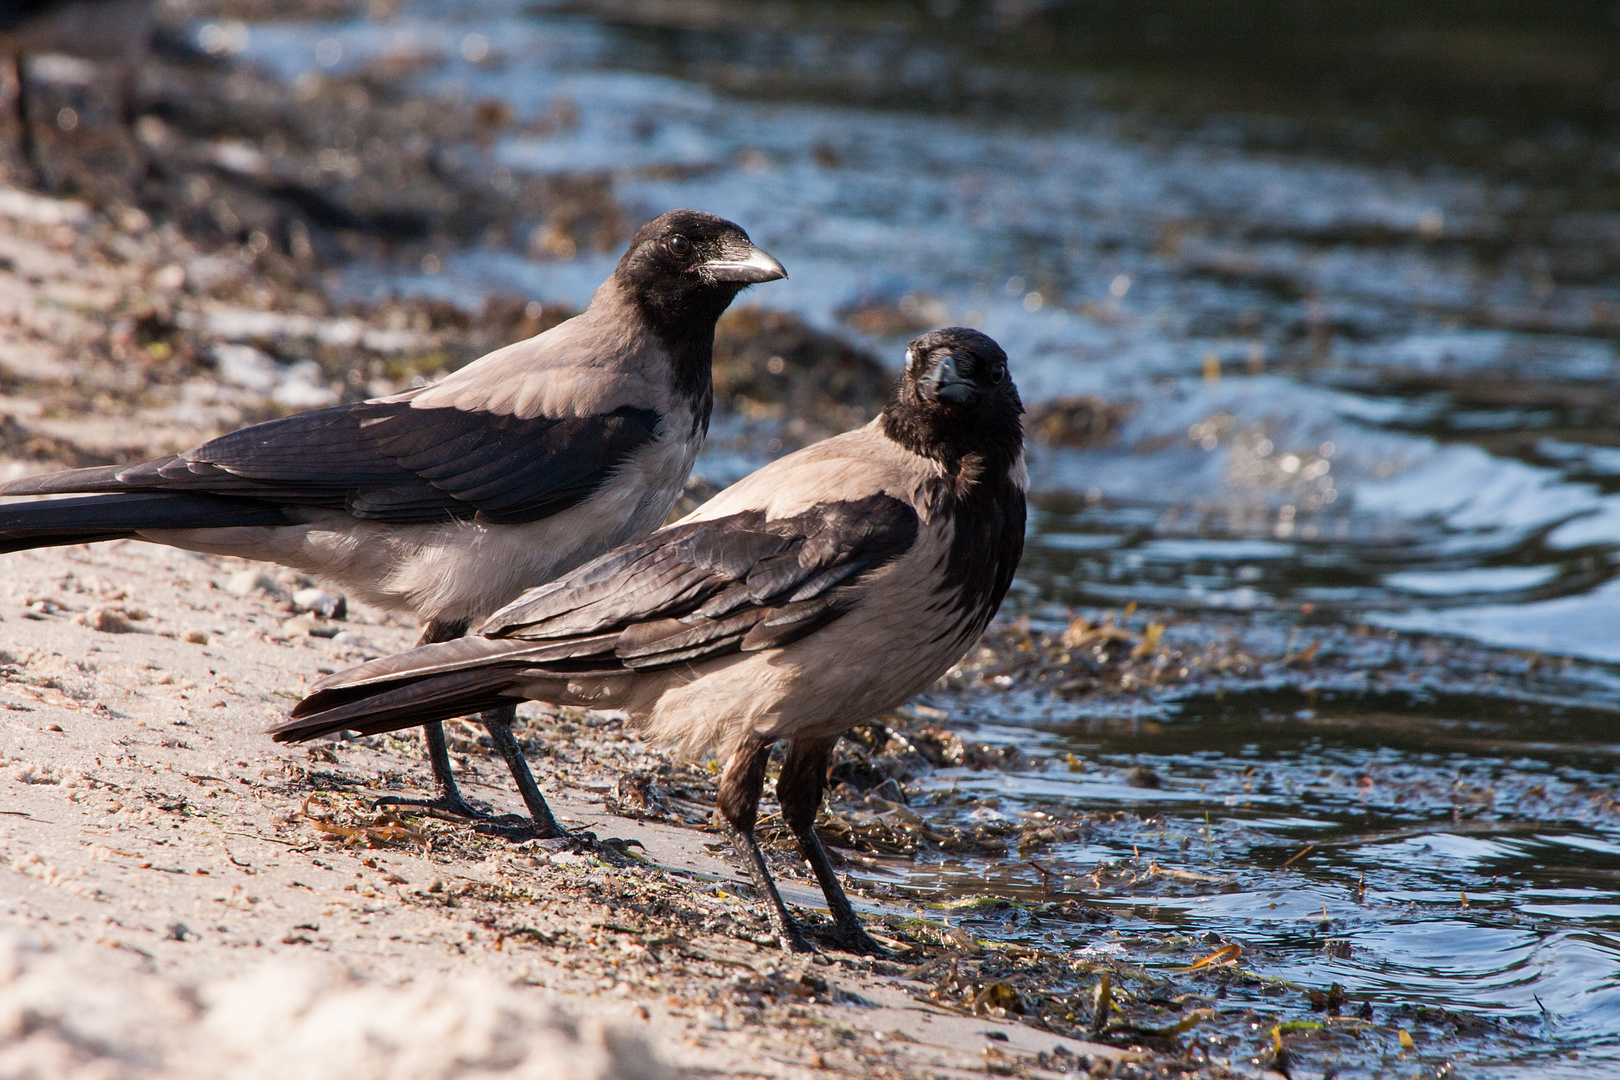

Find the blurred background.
xmin=5 ymin=1 xmax=1620 ymax=1076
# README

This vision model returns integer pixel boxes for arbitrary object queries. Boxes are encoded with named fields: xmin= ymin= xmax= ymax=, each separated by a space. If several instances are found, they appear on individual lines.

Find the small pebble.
xmin=870 ymin=777 xmax=908 ymax=805
xmin=1126 ymin=766 xmax=1162 ymax=789
xmin=182 ymin=629 xmax=210 ymax=645
xmin=151 ymin=263 xmax=186 ymax=290
xmin=291 ymin=587 xmax=345 ymax=619
xmin=226 ymin=570 xmax=277 ymax=597
xmin=79 ymin=607 xmax=135 ymax=634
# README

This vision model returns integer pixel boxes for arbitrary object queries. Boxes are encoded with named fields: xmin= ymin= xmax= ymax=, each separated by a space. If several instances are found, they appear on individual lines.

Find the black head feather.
xmin=880 ymin=327 xmax=1026 ymax=637
xmin=612 ymin=209 xmax=786 ymax=419
xmin=614 ymin=210 xmax=785 ymax=336
xmin=880 ymin=327 xmax=1024 ymax=471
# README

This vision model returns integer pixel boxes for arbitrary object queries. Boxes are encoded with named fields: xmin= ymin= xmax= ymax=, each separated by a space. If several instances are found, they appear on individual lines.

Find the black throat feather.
xmin=628 ymin=284 xmax=738 ymax=437
xmin=880 ymin=384 xmax=1027 ymax=635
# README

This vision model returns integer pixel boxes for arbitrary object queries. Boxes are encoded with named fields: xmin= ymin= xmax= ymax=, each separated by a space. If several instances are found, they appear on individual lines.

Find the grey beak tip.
xmin=701 ymin=247 xmax=788 ymax=284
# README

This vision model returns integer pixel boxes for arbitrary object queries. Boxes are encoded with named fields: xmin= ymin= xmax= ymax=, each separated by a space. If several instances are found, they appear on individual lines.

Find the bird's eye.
xmin=666 ymin=235 xmax=692 ymax=256
xmin=986 ymin=362 xmax=1006 ymax=384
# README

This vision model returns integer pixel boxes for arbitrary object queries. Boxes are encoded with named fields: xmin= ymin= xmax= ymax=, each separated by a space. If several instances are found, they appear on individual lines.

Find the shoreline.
xmin=4 ymin=13 xmax=1606 ymax=1077
xmin=0 ymin=32 xmax=1133 ymax=1079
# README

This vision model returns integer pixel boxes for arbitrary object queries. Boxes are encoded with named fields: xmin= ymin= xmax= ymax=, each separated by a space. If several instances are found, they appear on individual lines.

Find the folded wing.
xmin=1 ymin=400 xmax=661 ymax=526
xmin=273 ymin=492 xmax=921 ymax=739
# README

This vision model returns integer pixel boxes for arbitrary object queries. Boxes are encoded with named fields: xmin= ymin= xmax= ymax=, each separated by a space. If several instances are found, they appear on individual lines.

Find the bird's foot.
xmin=810 ymin=920 xmax=892 ymax=957
xmin=592 ymin=835 xmax=649 ymax=858
xmin=762 ymin=914 xmax=816 ymax=954
xmin=517 ymin=830 xmax=649 ymax=858
xmin=469 ymin=815 xmax=565 ymax=842
xmin=373 ymin=791 xmax=496 ymax=822
xmin=374 ymin=793 xmax=580 ymax=844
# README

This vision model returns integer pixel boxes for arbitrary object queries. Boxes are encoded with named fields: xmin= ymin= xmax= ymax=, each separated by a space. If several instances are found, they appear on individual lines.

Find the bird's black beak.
xmin=918 ymin=352 xmax=978 ymax=406
xmin=699 ymin=241 xmax=788 ymax=284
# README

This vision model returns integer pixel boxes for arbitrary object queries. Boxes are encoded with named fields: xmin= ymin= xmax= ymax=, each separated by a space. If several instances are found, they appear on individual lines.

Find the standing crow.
xmin=0 ymin=209 xmax=786 ymax=837
xmin=274 ymin=327 xmax=1026 ymax=953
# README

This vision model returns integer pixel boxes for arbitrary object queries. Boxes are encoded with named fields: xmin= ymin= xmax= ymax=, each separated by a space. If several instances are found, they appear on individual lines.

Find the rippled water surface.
xmin=225 ymin=3 xmax=1620 ymax=1072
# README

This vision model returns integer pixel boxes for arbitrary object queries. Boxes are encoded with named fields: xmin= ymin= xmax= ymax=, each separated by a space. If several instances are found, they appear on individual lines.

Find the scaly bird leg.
xmin=370 ymin=620 xmax=575 ymax=841
xmin=718 ymin=739 xmax=813 ymax=953
xmin=373 ymin=718 xmax=502 ymax=821
xmin=372 ymin=618 xmax=512 ymax=824
xmin=477 ymin=704 xmax=568 ymax=840
xmin=118 ymin=59 xmax=154 ymax=183
xmin=779 ymin=736 xmax=890 ymax=956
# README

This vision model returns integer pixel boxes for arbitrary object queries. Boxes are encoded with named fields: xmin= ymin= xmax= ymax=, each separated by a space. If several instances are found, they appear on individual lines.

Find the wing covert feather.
xmin=476 ymin=492 xmax=921 ymax=671
xmin=286 ymin=492 xmax=923 ymax=738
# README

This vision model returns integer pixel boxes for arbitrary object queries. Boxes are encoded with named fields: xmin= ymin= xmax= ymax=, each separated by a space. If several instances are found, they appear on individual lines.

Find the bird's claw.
xmin=521 ymin=831 xmax=648 ymax=857
xmin=470 ymin=816 xmax=564 ymax=842
xmin=373 ymin=794 xmax=568 ymax=844
xmin=758 ymin=913 xmax=816 ymax=954
xmin=373 ymin=792 xmax=495 ymax=821
xmin=811 ymin=922 xmax=892 ymax=957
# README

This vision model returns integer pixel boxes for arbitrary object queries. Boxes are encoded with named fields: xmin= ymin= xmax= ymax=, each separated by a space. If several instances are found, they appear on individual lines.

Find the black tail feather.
xmin=0 ymin=530 xmax=138 ymax=554
xmin=0 ymin=492 xmax=302 ymax=553
xmin=271 ymin=666 xmax=527 ymax=743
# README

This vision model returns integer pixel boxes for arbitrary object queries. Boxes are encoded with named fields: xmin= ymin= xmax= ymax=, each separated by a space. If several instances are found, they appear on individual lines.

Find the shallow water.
xmin=889 ymin=679 xmax=1620 ymax=1074
xmin=217 ymin=3 xmax=1620 ymax=1071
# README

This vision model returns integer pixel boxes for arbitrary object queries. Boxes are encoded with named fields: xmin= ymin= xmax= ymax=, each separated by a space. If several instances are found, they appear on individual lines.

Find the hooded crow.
xmin=273 ymin=327 xmax=1026 ymax=953
xmin=0 ymin=209 xmax=786 ymax=837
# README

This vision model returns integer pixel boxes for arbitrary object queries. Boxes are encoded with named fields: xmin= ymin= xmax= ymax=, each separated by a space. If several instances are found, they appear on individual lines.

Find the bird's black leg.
xmin=717 ymin=739 xmax=813 ymax=953
xmin=117 ymin=60 xmax=153 ymax=182
xmin=372 ymin=621 xmax=571 ymax=841
xmin=117 ymin=62 xmax=138 ymax=129
xmin=779 ymin=737 xmax=890 ymax=956
xmin=477 ymin=704 xmax=567 ymax=840
xmin=372 ymin=618 xmax=505 ymax=823
xmin=373 ymin=714 xmax=503 ymax=821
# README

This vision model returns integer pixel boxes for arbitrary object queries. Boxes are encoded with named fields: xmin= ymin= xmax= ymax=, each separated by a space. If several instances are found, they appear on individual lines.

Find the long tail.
xmin=270 ymin=664 xmax=527 ymax=743
xmin=271 ymin=635 xmax=601 ymax=743
xmin=0 ymin=493 xmax=300 ymax=553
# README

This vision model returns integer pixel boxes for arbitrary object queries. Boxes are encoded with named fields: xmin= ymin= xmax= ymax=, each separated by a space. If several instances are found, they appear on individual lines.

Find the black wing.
xmin=483 ymin=492 xmax=921 ymax=665
xmin=276 ymin=493 xmax=920 ymax=737
xmin=0 ymin=401 xmax=661 ymax=526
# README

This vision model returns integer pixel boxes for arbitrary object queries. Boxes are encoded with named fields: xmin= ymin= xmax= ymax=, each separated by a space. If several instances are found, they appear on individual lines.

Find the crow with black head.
xmin=277 ymin=327 xmax=1027 ymax=955
xmin=615 ymin=211 xmax=786 ymax=407
xmin=0 ymin=208 xmax=787 ymax=842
